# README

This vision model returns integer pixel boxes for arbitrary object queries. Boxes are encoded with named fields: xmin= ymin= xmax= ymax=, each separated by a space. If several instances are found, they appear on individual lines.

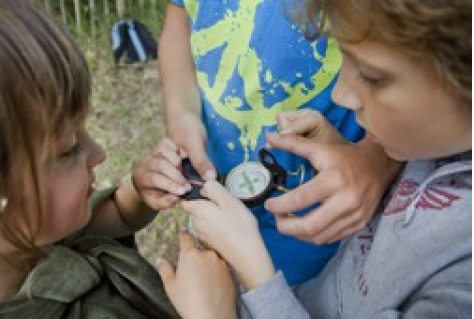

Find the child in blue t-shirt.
xmin=157 ymin=0 xmax=397 ymax=285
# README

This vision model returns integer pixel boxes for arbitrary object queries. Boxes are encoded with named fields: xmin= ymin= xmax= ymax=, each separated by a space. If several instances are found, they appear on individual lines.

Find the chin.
xmin=384 ymin=148 xmax=409 ymax=162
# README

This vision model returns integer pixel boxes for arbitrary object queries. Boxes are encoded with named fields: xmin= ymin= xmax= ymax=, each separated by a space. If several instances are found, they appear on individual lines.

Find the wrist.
xmin=168 ymin=110 xmax=203 ymax=131
xmin=114 ymin=182 xmax=154 ymax=232
xmin=231 ymin=240 xmax=276 ymax=290
xmin=165 ymin=103 xmax=201 ymax=135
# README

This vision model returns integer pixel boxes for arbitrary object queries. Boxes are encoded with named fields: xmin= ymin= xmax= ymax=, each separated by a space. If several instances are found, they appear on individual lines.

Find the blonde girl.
xmin=0 ymin=1 xmax=179 ymax=317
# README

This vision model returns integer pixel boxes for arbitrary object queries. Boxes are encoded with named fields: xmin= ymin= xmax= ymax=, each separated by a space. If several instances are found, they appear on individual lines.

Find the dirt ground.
xmin=87 ymin=59 xmax=186 ymax=265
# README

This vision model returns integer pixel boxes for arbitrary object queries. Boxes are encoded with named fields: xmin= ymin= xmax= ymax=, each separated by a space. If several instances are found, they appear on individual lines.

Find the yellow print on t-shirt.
xmin=188 ymin=0 xmax=341 ymax=159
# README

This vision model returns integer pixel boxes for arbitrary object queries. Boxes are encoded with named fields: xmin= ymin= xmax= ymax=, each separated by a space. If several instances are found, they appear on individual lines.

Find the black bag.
xmin=112 ymin=19 xmax=157 ymax=64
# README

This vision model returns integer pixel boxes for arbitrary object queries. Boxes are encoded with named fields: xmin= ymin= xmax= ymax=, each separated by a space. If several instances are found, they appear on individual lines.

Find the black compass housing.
xmin=181 ymin=149 xmax=287 ymax=207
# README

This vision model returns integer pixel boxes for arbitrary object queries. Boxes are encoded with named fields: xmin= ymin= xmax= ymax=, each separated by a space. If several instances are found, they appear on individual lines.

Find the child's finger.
xmin=140 ymin=170 xmax=188 ymax=196
xmin=156 ymin=258 xmax=175 ymax=290
xmin=279 ymin=115 xmax=318 ymax=136
xmin=185 ymin=145 xmax=217 ymax=181
xmin=153 ymin=137 xmax=179 ymax=156
xmin=142 ymin=190 xmax=180 ymax=211
xmin=277 ymin=110 xmax=301 ymax=129
xmin=201 ymin=180 xmax=247 ymax=209
xmin=264 ymin=172 xmax=333 ymax=214
xmin=266 ymin=132 xmax=323 ymax=162
xmin=148 ymin=159 xmax=190 ymax=192
xmin=277 ymin=112 xmax=292 ymax=131
xmin=178 ymin=148 xmax=188 ymax=159
xmin=153 ymin=142 xmax=183 ymax=168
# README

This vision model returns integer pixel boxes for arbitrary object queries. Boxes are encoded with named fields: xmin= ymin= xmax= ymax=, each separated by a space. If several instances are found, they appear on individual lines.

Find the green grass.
xmin=71 ymin=5 xmax=188 ymax=265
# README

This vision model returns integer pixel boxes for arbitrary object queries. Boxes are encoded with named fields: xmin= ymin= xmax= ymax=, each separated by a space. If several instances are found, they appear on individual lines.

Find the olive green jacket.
xmin=0 ymin=189 xmax=179 ymax=318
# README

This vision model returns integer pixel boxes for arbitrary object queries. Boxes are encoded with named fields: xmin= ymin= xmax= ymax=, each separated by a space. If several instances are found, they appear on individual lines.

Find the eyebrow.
xmin=339 ymin=45 xmax=391 ymax=77
xmin=339 ymin=46 xmax=366 ymax=66
xmin=338 ymin=46 xmax=352 ymax=59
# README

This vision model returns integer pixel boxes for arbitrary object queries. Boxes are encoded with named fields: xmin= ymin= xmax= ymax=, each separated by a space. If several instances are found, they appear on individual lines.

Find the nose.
xmin=331 ymin=78 xmax=361 ymax=111
xmin=87 ymin=137 xmax=106 ymax=168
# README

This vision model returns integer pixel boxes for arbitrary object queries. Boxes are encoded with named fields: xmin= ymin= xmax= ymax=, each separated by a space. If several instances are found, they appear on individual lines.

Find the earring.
xmin=0 ymin=197 xmax=6 ymax=212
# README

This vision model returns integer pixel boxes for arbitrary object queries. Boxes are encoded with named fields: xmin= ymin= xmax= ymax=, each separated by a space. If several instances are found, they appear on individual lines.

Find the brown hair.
xmin=301 ymin=0 xmax=471 ymax=104
xmin=0 ymin=0 xmax=91 ymax=267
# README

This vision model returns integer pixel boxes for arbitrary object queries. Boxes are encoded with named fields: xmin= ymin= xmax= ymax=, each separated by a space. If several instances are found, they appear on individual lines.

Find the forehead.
xmin=341 ymin=41 xmax=410 ymax=67
xmin=340 ymin=40 xmax=433 ymax=80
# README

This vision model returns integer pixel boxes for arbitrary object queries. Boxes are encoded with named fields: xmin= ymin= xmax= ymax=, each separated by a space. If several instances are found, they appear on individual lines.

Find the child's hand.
xmin=277 ymin=109 xmax=346 ymax=144
xmin=168 ymin=112 xmax=217 ymax=181
xmin=157 ymin=233 xmax=237 ymax=319
xmin=268 ymin=109 xmax=401 ymax=244
xmin=180 ymin=181 xmax=275 ymax=290
xmin=265 ymin=132 xmax=401 ymax=244
xmin=132 ymin=138 xmax=192 ymax=211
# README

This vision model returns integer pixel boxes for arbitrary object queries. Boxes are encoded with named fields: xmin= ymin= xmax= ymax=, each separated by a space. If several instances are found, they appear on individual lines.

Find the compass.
xmin=224 ymin=162 xmax=270 ymax=203
xmin=181 ymin=149 xmax=287 ymax=207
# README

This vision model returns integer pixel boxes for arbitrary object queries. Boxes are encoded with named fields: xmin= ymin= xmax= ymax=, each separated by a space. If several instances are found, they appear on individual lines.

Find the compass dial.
xmin=224 ymin=162 xmax=271 ymax=201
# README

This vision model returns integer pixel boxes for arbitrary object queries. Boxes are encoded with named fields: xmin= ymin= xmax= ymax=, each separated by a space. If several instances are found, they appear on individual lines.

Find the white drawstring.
xmin=401 ymin=161 xmax=471 ymax=227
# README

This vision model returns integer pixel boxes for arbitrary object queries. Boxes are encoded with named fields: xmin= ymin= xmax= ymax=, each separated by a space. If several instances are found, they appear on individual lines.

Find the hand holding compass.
xmin=182 ymin=149 xmax=288 ymax=207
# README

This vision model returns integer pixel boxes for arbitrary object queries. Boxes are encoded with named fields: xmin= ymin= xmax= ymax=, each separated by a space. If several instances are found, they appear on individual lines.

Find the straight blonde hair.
xmin=0 ymin=0 xmax=91 ymax=268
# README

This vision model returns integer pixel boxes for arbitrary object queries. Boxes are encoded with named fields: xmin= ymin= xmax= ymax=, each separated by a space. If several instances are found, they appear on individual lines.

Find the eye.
xmin=60 ymin=142 xmax=83 ymax=159
xmin=358 ymin=71 xmax=385 ymax=86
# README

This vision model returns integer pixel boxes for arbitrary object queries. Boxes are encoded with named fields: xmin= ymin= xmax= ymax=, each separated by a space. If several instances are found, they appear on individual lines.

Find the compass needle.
xmin=242 ymin=171 xmax=256 ymax=195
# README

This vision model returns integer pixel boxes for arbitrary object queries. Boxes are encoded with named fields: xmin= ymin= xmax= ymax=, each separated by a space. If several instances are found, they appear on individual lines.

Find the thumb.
xmin=186 ymin=144 xmax=217 ymax=181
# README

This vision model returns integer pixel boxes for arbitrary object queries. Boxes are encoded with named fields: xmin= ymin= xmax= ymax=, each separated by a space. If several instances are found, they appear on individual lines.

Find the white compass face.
xmin=224 ymin=162 xmax=271 ymax=200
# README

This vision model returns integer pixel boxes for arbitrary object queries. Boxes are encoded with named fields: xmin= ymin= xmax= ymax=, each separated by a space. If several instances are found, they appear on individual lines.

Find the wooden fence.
xmin=40 ymin=0 xmax=163 ymax=35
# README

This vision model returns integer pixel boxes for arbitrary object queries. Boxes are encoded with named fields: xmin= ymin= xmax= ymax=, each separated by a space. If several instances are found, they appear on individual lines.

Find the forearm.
xmin=229 ymin=238 xmax=276 ymax=291
xmin=158 ymin=3 xmax=201 ymax=136
xmin=85 ymin=182 xmax=156 ymax=237
xmin=113 ymin=182 xmax=157 ymax=232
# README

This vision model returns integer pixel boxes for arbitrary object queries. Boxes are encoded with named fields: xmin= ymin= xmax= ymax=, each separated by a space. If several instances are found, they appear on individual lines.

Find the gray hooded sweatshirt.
xmin=241 ymin=154 xmax=471 ymax=318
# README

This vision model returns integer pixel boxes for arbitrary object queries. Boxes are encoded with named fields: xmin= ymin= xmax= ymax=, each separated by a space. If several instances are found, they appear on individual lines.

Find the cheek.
xmin=369 ymin=109 xmax=430 ymax=160
xmin=38 ymin=174 xmax=91 ymax=244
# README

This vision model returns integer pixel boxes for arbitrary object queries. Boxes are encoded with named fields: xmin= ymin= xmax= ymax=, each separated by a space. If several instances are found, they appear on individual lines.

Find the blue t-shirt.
xmin=172 ymin=0 xmax=364 ymax=285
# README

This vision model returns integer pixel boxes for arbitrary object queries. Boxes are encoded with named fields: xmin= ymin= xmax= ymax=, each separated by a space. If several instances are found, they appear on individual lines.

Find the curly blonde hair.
xmin=302 ymin=0 xmax=471 ymax=104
